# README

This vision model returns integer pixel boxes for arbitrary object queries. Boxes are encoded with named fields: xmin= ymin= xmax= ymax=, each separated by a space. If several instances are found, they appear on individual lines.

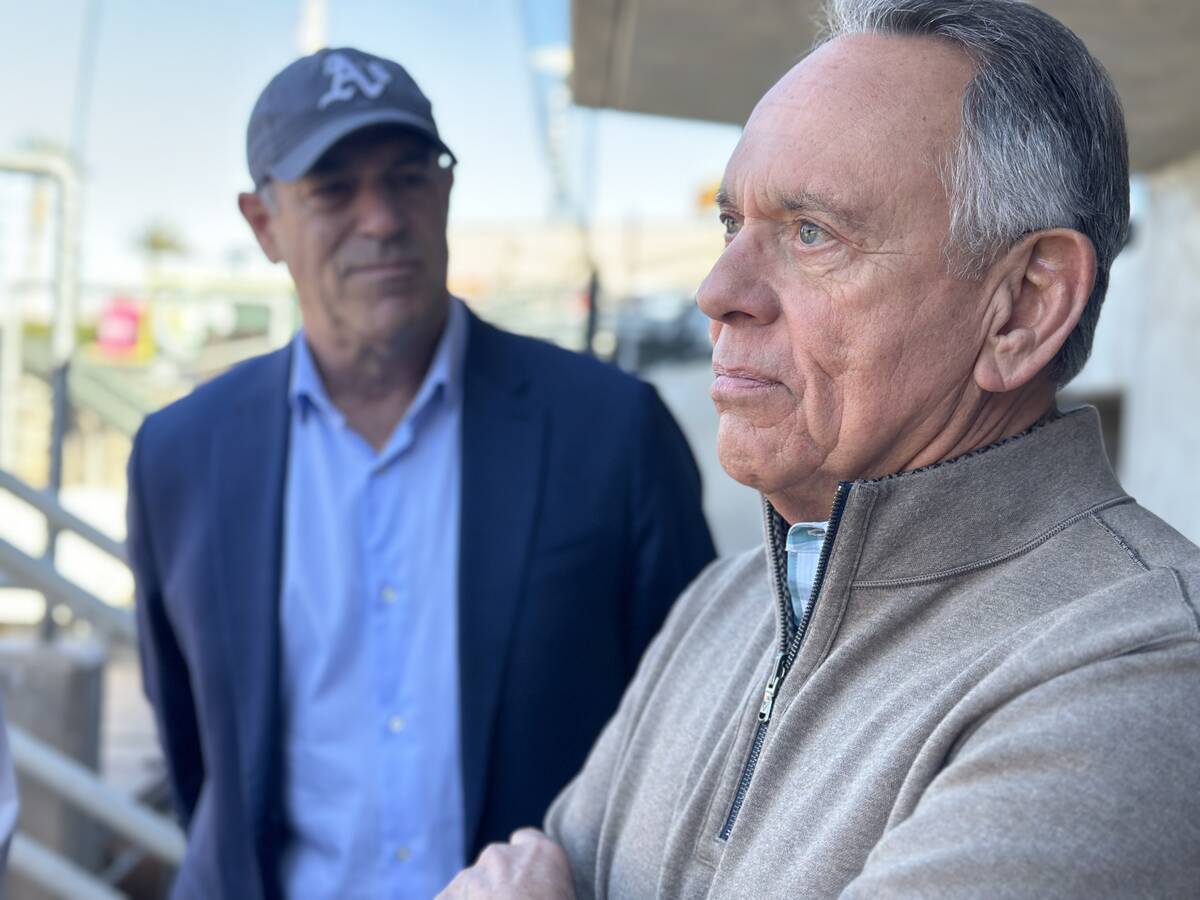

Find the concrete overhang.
xmin=571 ymin=0 xmax=1200 ymax=172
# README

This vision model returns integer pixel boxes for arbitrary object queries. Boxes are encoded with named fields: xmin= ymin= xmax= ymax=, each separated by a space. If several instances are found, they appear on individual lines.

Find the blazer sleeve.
xmin=128 ymin=425 xmax=205 ymax=829
xmin=624 ymin=382 xmax=717 ymax=672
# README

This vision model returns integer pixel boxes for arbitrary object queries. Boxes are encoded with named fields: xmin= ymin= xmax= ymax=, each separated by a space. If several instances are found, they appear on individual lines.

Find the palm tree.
xmin=134 ymin=220 xmax=188 ymax=269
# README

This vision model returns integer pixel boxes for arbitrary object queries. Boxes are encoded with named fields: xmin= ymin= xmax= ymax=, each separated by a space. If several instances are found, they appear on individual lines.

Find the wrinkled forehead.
xmin=722 ymin=34 xmax=971 ymax=222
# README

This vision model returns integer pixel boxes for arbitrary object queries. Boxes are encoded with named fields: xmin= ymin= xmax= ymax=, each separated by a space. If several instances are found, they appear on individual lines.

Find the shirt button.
xmin=388 ymin=715 xmax=406 ymax=733
xmin=394 ymin=846 xmax=411 ymax=862
xmin=380 ymin=586 xmax=397 ymax=604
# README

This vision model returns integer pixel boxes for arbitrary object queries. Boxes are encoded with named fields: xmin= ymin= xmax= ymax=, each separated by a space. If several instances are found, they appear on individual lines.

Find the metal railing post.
xmin=0 ymin=153 xmax=83 ymax=642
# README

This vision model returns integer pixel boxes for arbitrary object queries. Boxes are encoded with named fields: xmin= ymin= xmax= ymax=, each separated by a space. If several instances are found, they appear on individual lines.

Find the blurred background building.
xmin=0 ymin=0 xmax=1197 ymax=896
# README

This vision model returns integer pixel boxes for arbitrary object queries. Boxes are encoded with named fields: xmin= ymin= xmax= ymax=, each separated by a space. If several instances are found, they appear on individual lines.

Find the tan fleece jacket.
xmin=546 ymin=408 xmax=1200 ymax=898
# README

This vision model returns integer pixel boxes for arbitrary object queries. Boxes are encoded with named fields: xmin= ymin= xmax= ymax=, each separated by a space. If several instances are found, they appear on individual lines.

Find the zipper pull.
xmin=758 ymin=651 xmax=787 ymax=723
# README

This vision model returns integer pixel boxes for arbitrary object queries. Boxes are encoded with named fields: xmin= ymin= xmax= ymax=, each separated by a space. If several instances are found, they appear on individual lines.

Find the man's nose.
xmin=354 ymin=184 xmax=404 ymax=239
xmin=695 ymin=235 xmax=780 ymax=327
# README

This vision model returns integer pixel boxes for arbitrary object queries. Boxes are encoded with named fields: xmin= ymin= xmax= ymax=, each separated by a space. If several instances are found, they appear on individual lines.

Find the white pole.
xmin=0 ymin=188 xmax=21 ymax=471
xmin=297 ymin=0 xmax=329 ymax=54
xmin=49 ymin=165 xmax=80 ymax=372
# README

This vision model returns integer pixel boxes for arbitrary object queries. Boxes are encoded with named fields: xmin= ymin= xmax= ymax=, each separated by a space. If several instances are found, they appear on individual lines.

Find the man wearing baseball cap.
xmin=128 ymin=47 xmax=715 ymax=899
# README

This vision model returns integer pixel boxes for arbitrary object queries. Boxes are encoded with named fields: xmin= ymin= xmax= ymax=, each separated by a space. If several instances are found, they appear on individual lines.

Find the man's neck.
xmin=769 ymin=381 xmax=1057 ymax=523
xmin=308 ymin=321 xmax=445 ymax=452
xmin=902 ymin=383 xmax=1057 ymax=476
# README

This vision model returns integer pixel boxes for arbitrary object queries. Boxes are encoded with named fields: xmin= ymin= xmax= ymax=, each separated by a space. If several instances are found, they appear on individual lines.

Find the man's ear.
xmin=974 ymin=229 xmax=1096 ymax=393
xmin=237 ymin=191 xmax=283 ymax=263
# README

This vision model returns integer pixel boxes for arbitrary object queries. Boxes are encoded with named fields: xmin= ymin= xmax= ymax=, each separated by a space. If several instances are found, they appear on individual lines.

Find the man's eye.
xmin=719 ymin=214 xmax=741 ymax=237
xmin=382 ymin=165 xmax=434 ymax=192
xmin=311 ymin=181 xmax=351 ymax=201
xmin=798 ymin=222 xmax=830 ymax=246
xmin=397 ymin=172 xmax=430 ymax=189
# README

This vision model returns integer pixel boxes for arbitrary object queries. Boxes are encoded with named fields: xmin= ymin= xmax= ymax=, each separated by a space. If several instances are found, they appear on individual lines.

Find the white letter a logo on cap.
xmin=318 ymin=53 xmax=393 ymax=109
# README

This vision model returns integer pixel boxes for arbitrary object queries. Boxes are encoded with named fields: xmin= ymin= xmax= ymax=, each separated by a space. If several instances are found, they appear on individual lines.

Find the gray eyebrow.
xmin=714 ymin=185 xmax=865 ymax=233
xmin=774 ymin=189 xmax=865 ymax=231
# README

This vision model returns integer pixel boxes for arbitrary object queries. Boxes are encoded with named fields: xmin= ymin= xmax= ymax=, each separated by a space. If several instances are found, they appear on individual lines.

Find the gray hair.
xmin=258 ymin=181 xmax=278 ymax=213
xmin=821 ymin=0 xmax=1130 ymax=385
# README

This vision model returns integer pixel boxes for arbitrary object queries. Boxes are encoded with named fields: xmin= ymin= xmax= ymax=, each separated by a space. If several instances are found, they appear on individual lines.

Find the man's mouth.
xmin=346 ymin=260 xmax=421 ymax=277
xmin=711 ymin=364 xmax=780 ymax=397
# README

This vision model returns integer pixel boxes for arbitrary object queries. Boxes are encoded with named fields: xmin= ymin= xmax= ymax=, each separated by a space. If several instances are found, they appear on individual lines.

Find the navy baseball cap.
xmin=246 ymin=47 xmax=455 ymax=188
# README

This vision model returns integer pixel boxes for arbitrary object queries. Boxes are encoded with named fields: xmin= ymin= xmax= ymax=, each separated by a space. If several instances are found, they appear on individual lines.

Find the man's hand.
xmin=437 ymin=828 xmax=576 ymax=900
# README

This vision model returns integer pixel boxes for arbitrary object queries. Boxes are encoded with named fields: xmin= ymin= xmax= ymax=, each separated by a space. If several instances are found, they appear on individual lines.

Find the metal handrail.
xmin=9 ymin=832 xmax=127 ymax=900
xmin=65 ymin=366 xmax=148 ymax=439
xmin=8 ymin=723 xmax=185 ymax=866
xmin=22 ymin=341 xmax=157 ymax=438
xmin=0 ymin=468 xmax=127 ymax=564
xmin=0 ymin=536 xmax=134 ymax=645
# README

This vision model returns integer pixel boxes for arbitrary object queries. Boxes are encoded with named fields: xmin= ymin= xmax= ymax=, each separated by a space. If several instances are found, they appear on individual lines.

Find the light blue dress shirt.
xmin=279 ymin=298 xmax=468 ymax=899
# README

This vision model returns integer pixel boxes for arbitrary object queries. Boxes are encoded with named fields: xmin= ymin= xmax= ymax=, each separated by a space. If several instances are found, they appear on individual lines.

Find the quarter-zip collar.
xmin=758 ymin=406 xmax=1127 ymax=640
xmin=721 ymin=406 xmax=1128 ymax=843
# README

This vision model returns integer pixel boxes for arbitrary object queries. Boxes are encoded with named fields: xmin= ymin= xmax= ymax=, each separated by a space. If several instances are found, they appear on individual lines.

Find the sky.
xmin=0 ymin=0 xmax=744 ymax=286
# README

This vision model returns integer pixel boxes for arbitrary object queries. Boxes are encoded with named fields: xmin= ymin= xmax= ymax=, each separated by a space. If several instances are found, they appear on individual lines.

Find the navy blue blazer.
xmin=128 ymin=311 xmax=716 ymax=899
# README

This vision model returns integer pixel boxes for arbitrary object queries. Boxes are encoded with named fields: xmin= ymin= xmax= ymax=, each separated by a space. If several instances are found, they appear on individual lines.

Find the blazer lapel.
xmin=212 ymin=346 xmax=292 ymax=873
xmin=458 ymin=314 xmax=546 ymax=846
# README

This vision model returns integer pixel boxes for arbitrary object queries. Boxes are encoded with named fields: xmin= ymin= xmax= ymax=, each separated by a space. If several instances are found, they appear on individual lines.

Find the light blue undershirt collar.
xmin=786 ymin=520 xmax=830 ymax=626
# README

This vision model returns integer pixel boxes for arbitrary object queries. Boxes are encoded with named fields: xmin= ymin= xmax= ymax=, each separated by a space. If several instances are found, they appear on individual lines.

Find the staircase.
xmin=0 ymin=346 xmax=186 ymax=897
xmin=0 ymin=468 xmax=182 ymax=899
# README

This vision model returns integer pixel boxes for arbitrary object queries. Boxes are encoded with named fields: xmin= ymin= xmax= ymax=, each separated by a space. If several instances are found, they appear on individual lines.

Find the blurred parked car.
xmin=613 ymin=293 xmax=712 ymax=372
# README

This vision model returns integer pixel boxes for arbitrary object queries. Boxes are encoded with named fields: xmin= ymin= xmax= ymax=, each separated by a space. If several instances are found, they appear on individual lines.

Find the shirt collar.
xmin=288 ymin=296 xmax=469 ymax=425
xmin=289 ymin=327 xmax=338 ymax=423
xmin=411 ymin=294 xmax=469 ymax=415
xmin=761 ymin=406 xmax=1122 ymax=591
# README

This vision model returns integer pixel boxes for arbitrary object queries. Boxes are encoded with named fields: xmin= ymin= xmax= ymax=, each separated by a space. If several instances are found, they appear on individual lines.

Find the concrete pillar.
xmin=0 ymin=638 xmax=106 ymax=899
xmin=1120 ymin=151 xmax=1200 ymax=545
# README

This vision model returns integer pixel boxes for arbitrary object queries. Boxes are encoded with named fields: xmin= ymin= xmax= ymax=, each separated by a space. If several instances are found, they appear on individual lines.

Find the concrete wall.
xmin=1115 ymin=153 xmax=1200 ymax=544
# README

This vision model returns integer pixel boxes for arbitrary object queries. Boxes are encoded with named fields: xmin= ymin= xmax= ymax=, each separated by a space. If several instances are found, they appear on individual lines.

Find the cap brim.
xmin=267 ymin=109 xmax=455 ymax=183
